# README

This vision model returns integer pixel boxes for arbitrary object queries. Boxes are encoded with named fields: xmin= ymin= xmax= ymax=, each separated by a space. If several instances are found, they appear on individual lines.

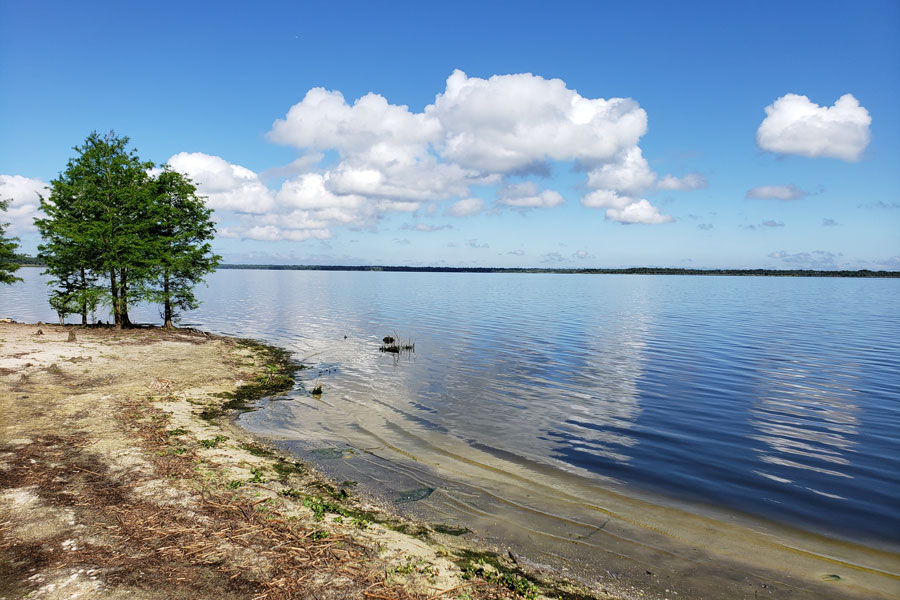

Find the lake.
xmin=4 ymin=268 xmax=899 ymax=597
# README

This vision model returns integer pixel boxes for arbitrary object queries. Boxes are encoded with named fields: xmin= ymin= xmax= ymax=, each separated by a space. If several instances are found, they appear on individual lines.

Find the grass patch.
xmin=200 ymin=435 xmax=227 ymax=448
xmin=432 ymin=523 xmax=470 ymax=536
xmin=238 ymin=442 xmax=276 ymax=458
xmin=458 ymin=550 xmax=538 ymax=600
xmin=271 ymin=460 xmax=305 ymax=480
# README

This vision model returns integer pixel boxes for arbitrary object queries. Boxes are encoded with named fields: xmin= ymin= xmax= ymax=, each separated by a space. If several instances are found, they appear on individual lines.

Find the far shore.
xmin=10 ymin=262 xmax=900 ymax=277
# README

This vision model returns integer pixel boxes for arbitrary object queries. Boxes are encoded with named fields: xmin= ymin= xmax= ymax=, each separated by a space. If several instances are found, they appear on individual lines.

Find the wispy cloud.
xmin=743 ymin=219 xmax=785 ymax=230
xmin=746 ymin=184 xmax=811 ymax=201
xmin=466 ymin=238 xmax=489 ymax=249
xmin=768 ymin=250 xmax=842 ymax=269
xmin=858 ymin=201 xmax=900 ymax=210
xmin=401 ymin=223 xmax=452 ymax=232
xmin=657 ymin=173 xmax=707 ymax=191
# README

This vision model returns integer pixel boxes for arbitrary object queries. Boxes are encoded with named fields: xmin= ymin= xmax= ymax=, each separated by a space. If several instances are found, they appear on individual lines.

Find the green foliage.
xmin=200 ymin=435 xmax=227 ymax=448
xmin=248 ymin=467 xmax=266 ymax=483
xmin=0 ymin=198 xmax=22 ymax=284
xmin=460 ymin=559 xmax=538 ymax=599
xmin=144 ymin=167 xmax=220 ymax=327
xmin=35 ymin=131 xmax=219 ymax=327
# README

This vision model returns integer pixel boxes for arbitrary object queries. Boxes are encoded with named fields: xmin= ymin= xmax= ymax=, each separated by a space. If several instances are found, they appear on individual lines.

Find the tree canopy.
xmin=36 ymin=131 xmax=220 ymax=327
xmin=0 ymin=198 xmax=22 ymax=284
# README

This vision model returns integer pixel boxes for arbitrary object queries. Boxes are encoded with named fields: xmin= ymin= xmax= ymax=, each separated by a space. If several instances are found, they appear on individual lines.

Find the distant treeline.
xmin=18 ymin=259 xmax=897 ymax=277
xmin=12 ymin=254 xmax=46 ymax=266
xmin=216 ymin=264 xmax=899 ymax=278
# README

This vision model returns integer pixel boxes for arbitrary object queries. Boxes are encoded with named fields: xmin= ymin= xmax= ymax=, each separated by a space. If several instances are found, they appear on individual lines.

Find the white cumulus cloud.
xmin=167 ymin=152 xmax=275 ymax=213
xmin=434 ymin=70 xmax=647 ymax=173
xmin=266 ymin=70 xmax=680 ymax=227
xmin=756 ymin=93 xmax=871 ymax=161
xmin=0 ymin=174 xmax=47 ymax=233
xmin=604 ymin=199 xmax=674 ymax=225
xmin=586 ymin=147 xmax=655 ymax=195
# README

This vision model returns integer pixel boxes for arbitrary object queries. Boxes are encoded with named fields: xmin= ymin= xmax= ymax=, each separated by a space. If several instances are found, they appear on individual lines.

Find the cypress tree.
xmin=146 ymin=167 xmax=221 ymax=328
xmin=37 ymin=131 xmax=154 ymax=327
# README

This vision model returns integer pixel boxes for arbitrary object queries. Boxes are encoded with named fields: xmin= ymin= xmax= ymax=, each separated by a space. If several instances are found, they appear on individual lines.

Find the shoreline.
xmin=0 ymin=322 xmax=609 ymax=600
xmin=2 ymin=322 xmax=897 ymax=600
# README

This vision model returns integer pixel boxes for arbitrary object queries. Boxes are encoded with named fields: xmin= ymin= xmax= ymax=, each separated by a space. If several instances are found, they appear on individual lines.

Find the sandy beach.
xmin=0 ymin=322 xmax=613 ymax=600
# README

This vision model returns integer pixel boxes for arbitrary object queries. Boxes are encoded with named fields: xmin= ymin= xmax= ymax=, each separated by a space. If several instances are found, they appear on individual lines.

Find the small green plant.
xmin=170 ymin=447 xmax=187 ymax=455
xmin=303 ymin=496 xmax=328 ymax=520
xmin=200 ymin=435 xmax=227 ymax=448
xmin=390 ymin=556 xmax=438 ymax=577
xmin=248 ymin=467 xmax=266 ymax=483
xmin=311 ymin=530 xmax=330 ymax=540
xmin=459 ymin=554 xmax=538 ymax=600
xmin=167 ymin=428 xmax=188 ymax=437
xmin=227 ymin=479 xmax=245 ymax=489
xmin=279 ymin=487 xmax=303 ymax=500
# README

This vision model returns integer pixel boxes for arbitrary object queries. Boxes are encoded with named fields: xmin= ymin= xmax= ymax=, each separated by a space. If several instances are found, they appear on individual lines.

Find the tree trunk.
xmin=119 ymin=269 xmax=132 ymax=328
xmin=163 ymin=270 xmax=173 ymax=329
xmin=110 ymin=268 xmax=120 ymax=328
xmin=79 ymin=268 xmax=88 ymax=325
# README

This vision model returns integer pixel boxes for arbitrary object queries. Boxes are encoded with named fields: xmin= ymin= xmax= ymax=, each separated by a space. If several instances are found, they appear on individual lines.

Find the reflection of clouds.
xmin=335 ymin=284 xmax=653 ymax=475
xmin=539 ymin=314 xmax=649 ymax=468
xmin=749 ymin=356 xmax=860 ymax=486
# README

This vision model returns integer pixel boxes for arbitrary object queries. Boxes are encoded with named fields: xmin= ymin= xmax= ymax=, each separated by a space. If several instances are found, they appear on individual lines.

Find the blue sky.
xmin=1 ymin=0 xmax=898 ymax=269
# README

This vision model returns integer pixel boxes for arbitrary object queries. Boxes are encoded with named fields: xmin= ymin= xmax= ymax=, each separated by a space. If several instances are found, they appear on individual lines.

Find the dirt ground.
xmin=0 ymin=323 xmax=610 ymax=600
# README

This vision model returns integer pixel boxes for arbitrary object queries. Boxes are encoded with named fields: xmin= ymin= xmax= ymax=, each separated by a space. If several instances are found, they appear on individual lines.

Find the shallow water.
xmin=4 ymin=268 xmax=900 ymax=595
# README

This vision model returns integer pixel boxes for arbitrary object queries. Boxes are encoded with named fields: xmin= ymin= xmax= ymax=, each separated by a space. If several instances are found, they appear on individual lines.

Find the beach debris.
xmin=311 ymin=382 xmax=323 ymax=395
xmin=821 ymin=574 xmax=842 ymax=582
xmin=148 ymin=377 xmax=175 ymax=391
xmin=67 ymin=330 xmax=77 ymax=342
xmin=34 ymin=328 xmax=43 ymax=335
xmin=394 ymin=487 xmax=434 ymax=503
xmin=379 ymin=332 xmax=415 ymax=354
xmin=0 ymin=318 xmax=15 ymax=323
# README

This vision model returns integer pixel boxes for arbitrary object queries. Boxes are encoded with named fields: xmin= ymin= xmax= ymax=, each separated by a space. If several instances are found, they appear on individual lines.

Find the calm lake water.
xmin=4 ymin=268 xmax=899 ymax=557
